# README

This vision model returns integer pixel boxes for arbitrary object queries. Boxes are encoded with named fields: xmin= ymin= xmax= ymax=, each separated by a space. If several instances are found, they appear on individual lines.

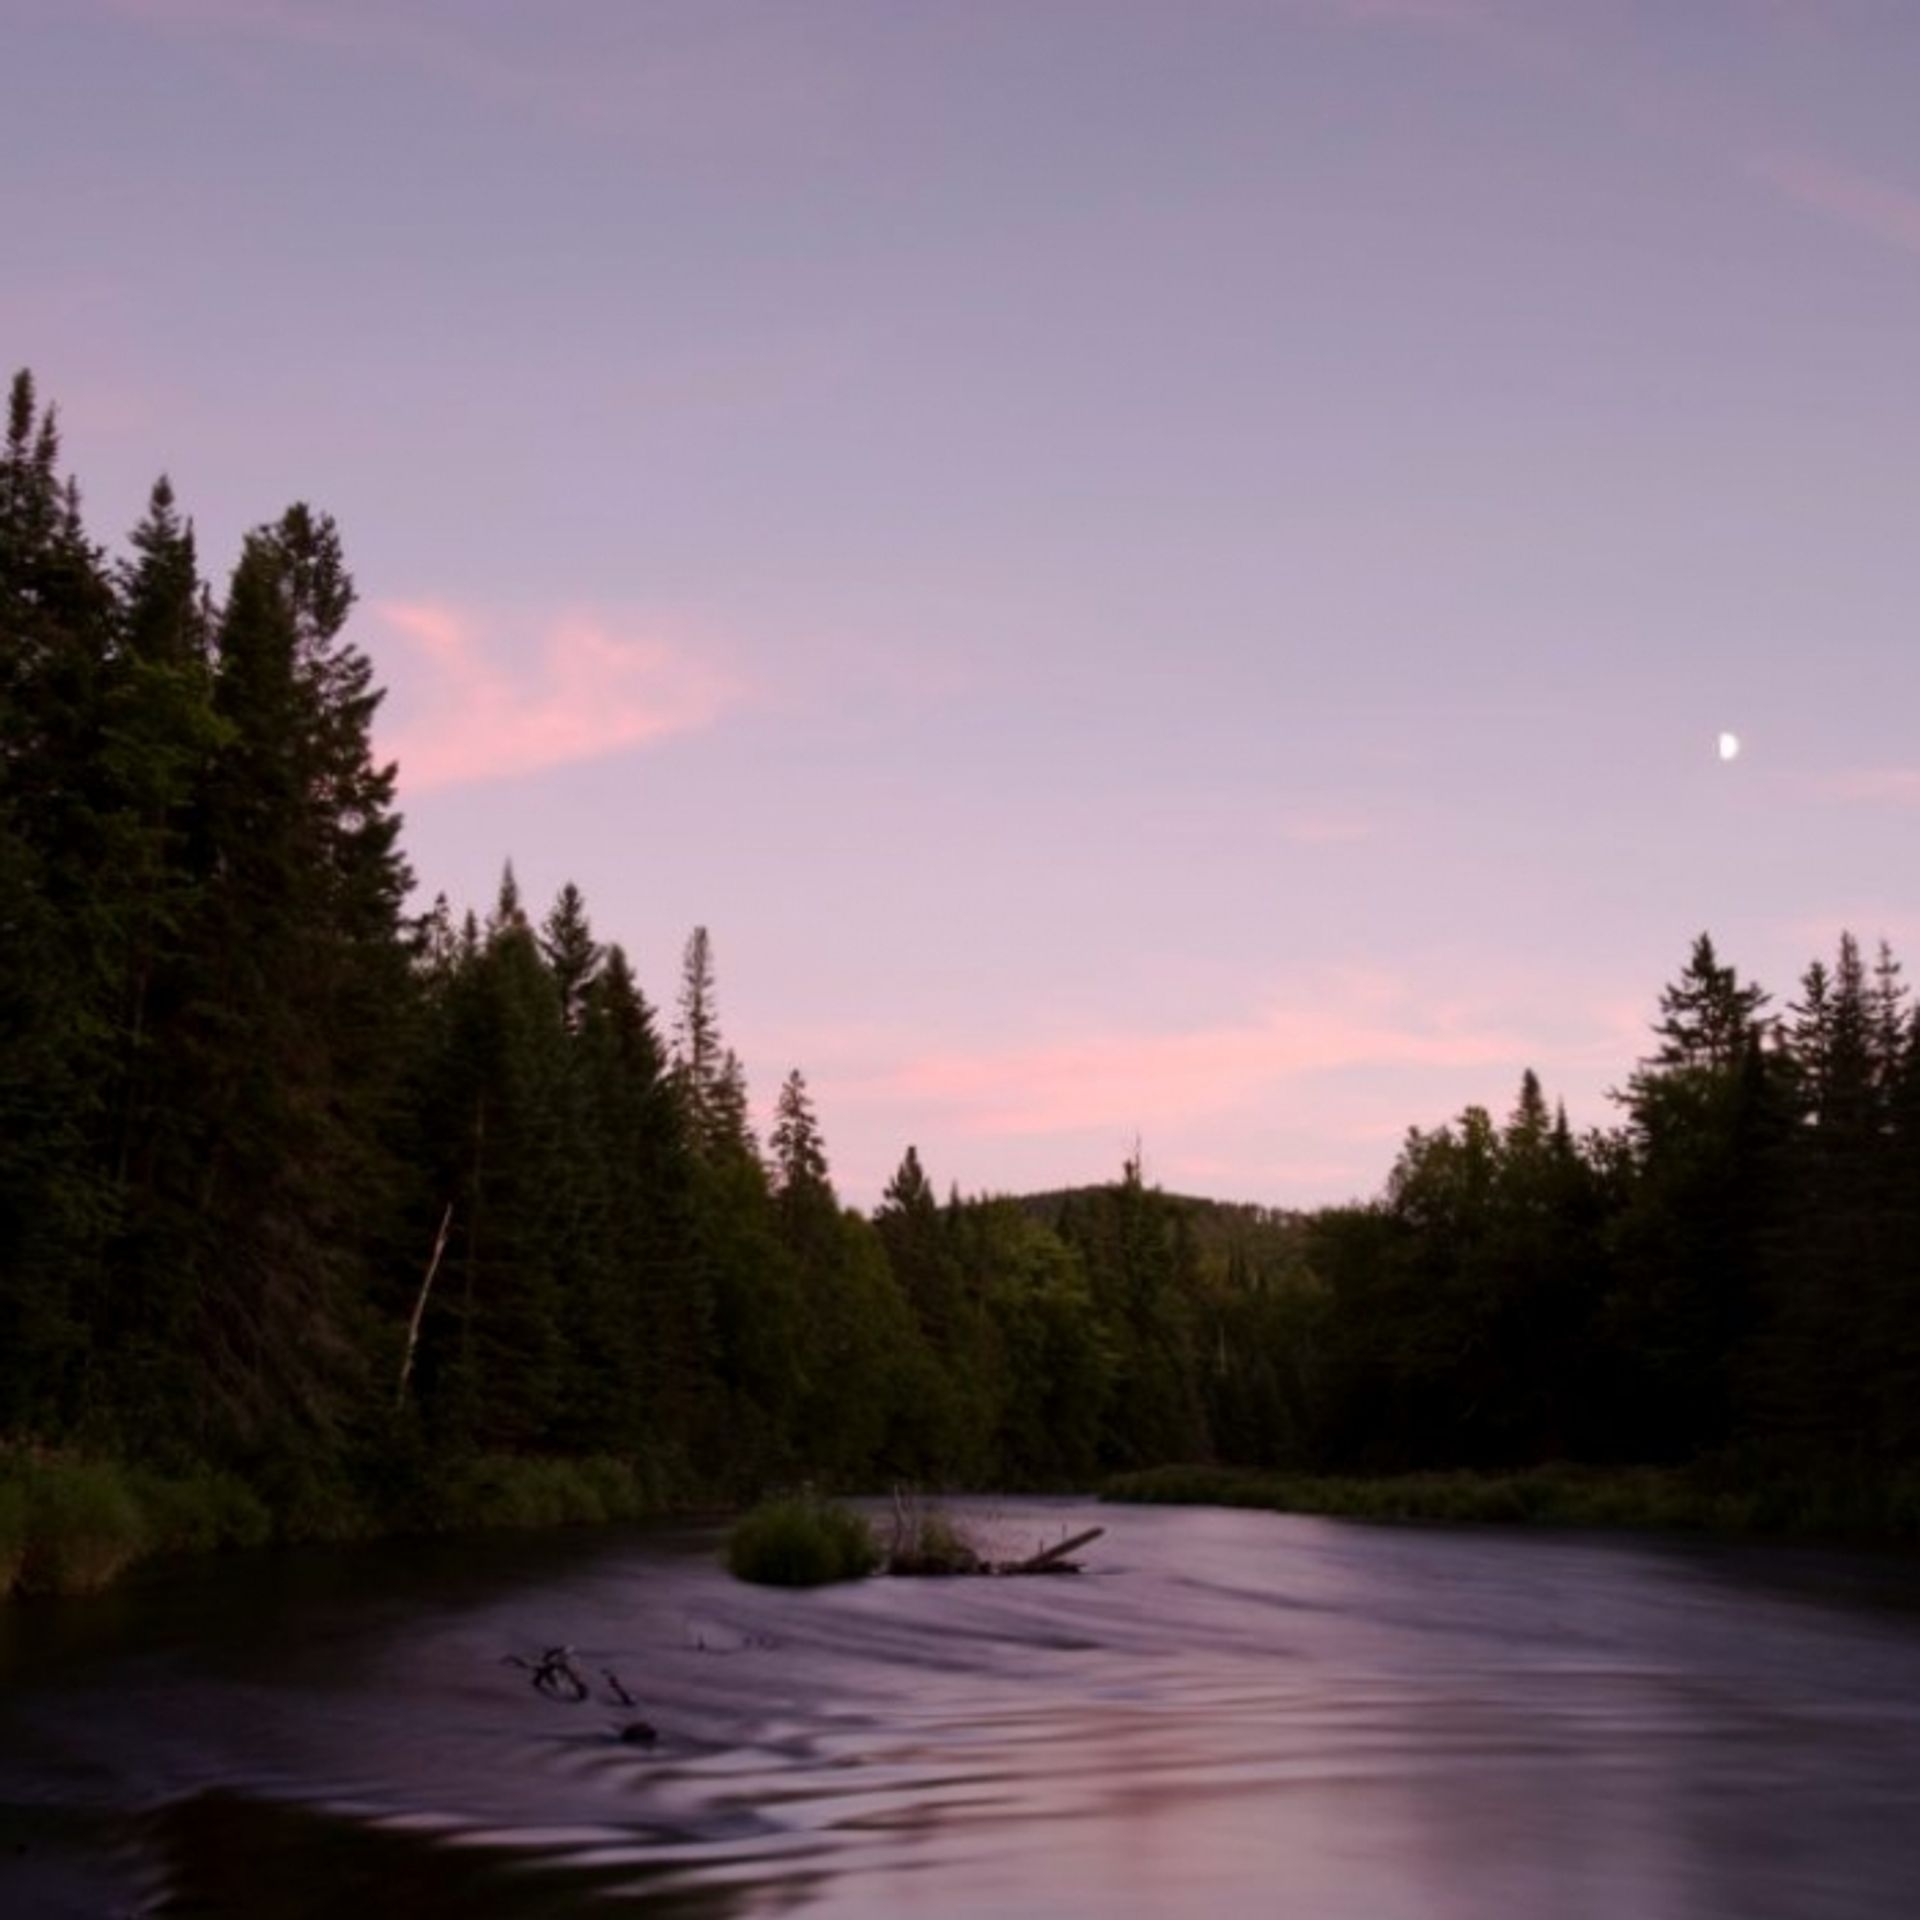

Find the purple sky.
xmin=10 ymin=0 xmax=1920 ymax=1206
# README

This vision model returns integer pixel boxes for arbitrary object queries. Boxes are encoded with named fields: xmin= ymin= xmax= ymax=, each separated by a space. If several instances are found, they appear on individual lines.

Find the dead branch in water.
xmin=998 ymin=1525 xmax=1104 ymax=1576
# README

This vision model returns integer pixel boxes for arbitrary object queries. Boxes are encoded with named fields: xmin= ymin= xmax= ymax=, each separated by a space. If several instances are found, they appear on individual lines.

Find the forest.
xmin=5 ymin=371 xmax=1919 ymax=1561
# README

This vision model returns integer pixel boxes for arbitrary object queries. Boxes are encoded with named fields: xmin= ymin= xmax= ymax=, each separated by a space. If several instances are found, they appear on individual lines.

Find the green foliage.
xmin=0 ymin=1477 xmax=26 ymax=1598
xmin=16 ymin=1460 xmax=148 ymax=1595
xmin=127 ymin=1465 xmax=273 ymax=1555
xmin=726 ymin=1495 xmax=879 ymax=1586
xmin=247 ymin=1451 xmax=376 ymax=1544
xmin=435 ymin=1454 xmax=652 ymax=1531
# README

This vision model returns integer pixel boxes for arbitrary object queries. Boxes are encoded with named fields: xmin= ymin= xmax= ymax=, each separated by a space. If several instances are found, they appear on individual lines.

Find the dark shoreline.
xmin=1102 ymin=1463 xmax=1920 ymax=1547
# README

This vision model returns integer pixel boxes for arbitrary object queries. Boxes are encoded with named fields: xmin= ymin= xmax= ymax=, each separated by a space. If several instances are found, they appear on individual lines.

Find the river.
xmin=3 ymin=1500 xmax=1919 ymax=1916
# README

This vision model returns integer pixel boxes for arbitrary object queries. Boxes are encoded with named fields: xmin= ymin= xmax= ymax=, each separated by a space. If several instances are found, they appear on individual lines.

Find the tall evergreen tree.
xmin=540 ymin=881 xmax=601 ymax=1032
xmin=1609 ymin=938 xmax=1781 ymax=1462
xmin=139 ymin=504 xmax=411 ymax=1450
xmin=0 ymin=371 xmax=118 ymax=1429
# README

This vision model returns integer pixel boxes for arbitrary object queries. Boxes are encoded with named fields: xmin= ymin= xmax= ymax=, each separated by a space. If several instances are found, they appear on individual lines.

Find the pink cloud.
xmin=857 ymin=976 xmax=1539 ymax=1140
xmin=1817 ymin=767 xmax=1920 ymax=805
xmin=770 ymin=969 xmax=1642 ymax=1206
xmin=1750 ymin=151 xmax=1920 ymax=258
xmin=373 ymin=600 xmax=742 ymax=791
xmin=1274 ymin=813 xmax=1377 ymax=846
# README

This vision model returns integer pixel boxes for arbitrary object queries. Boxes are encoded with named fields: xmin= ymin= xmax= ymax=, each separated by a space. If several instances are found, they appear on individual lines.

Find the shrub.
xmin=130 ymin=1467 xmax=273 ymax=1556
xmin=727 ymin=1495 xmax=879 ymax=1587
xmin=435 ymin=1453 xmax=662 ymax=1533
xmin=250 ymin=1454 xmax=374 ymax=1544
xmin=0 ymin=1477 xmax=26 ymax=1600
xmin=575 ymin=1455 xmax=648 ymax=1522
xmin=18 ymin=1460 xmax=148 ymax=1595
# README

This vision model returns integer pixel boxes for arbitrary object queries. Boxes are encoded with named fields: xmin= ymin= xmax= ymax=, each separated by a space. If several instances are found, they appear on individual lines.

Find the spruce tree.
xmin=0 ymin=372 xmax=120 ymax=1430
xmin=770 ymin=1070 xmax=832 ymax=1224
xmin=143 ymin=504 xmax=411 ymax=1450
xmin=539 ymin=881 xmax=602 ymax=1032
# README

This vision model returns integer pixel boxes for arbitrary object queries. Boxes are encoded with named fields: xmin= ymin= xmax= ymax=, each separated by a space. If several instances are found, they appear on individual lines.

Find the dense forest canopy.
xmin=4 ymin=372 xmax=1918 ymax=1525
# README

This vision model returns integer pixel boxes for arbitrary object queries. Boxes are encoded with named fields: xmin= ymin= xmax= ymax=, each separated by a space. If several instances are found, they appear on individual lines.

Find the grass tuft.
xmin=885 ymin=1490 xmax=984 ymax=1575
xmin=727 ymin=1494 xmax=879 ymax=1587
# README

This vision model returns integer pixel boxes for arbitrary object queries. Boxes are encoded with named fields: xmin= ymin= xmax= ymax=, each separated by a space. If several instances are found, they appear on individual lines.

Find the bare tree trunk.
xmin=396 ymin=1201 xmax=454 ymax=1412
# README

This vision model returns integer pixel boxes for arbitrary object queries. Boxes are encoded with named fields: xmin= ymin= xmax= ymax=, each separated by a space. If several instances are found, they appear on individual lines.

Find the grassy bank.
xmin=1103 ymin=1463 xmax=1920 ymax=1543
xmin=0 ymin=1448 xmax=680 ymax=1601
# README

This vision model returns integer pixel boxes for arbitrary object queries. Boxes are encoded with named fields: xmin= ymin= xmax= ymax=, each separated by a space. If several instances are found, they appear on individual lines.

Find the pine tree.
xmin=1637 ymin=933 xmax=1770 ymax=1081
xmin=770 ymin=1070 xmax=831 ymax=1213
xmin=570 ymin=943 xmax=707 ymax=1452
xmin=1609 ymin=938 xmax=1783 ymax=1461
xmin=0 ymin=371 xmax=120 ymax=1430
xmin=673 ymin=925 xmax=722 ymax=1144
xmin=140 ymin=504 xmax=411 ymax=1449
xmin=539 ymin=881 xmax=601 ymax=1032
xmin=671 ymin=928 xmax=755 ymax=1162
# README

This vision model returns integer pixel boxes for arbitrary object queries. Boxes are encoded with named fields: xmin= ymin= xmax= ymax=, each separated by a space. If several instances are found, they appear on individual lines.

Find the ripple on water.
xmin=7 ymin=1502 xmax=1920 ymax=1917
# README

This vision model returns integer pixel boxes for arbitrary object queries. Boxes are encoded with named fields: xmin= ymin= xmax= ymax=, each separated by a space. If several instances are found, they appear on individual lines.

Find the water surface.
xmin=4 ymin=1500 xmax=1919 ymax=1916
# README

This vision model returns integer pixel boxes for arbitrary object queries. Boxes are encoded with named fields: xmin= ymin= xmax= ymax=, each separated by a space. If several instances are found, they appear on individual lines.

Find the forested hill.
xmin=7 ymin=370 xmax=1920 ymax=1546
xmin=1017 ymin=1190 xmax=1312 ymax=1286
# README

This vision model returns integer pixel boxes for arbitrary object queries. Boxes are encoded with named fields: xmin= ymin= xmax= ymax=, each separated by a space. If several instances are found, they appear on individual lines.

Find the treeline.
xmin=1304 ymin=933 xmax=1920 ymax=1484
xmin=0 ymin=372 xmax=1278 ymax=1514
xmin=5 ymin=373 xmax=1918 ymax=1538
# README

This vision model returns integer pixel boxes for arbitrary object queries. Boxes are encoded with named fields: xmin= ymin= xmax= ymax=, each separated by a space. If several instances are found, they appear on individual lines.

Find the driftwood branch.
xmin=395 ymin=1201 xmax=454 ymax=1412
xmin=1001 ymin=1526 xmax=1105 ymax=1575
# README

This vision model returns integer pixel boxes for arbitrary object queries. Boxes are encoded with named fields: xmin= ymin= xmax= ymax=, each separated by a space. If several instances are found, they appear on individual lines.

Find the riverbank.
xmin=0 ymin=1448 xmax=678 ymax=1600
xmin=1102 ymin=1463 xmax=1920 ymax=1542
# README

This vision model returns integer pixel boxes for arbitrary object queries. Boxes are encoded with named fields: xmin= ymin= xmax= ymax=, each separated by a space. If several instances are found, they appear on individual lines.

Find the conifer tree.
xmin=539 ymin=881 xmax=601 ymax=1032
xmin=770 ymin=1070 xmax=831 ymax=1221
xmin=142 ymin=503 xmax=411 ymax=1448
xmin=570 ymin=943 xmax=707 ymax=1450
xmin=1609 ymin=938 xmax=1782 ymax=1461
xmin=673 ymin=926 xmax=720 ymax=1121
xmin=0 ymin=372 xmax=121 ymax=1430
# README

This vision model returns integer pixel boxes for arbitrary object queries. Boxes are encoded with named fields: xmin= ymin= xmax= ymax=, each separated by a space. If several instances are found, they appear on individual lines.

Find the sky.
xmin=7 ymin=0 xmax=1920 ymax=1208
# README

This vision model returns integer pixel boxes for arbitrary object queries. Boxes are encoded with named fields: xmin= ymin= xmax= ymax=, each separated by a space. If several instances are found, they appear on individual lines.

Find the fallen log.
xmin=998 ymin=1526 xmax=1105 ymax=1576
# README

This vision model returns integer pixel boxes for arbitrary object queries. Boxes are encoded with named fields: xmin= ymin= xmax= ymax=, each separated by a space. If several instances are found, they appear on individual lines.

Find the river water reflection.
xmin=3 ymin=1500 xmax=1919 ymax=1916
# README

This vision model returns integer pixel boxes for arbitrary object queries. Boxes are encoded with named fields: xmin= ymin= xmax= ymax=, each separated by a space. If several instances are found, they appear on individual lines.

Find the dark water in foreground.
xmin=4 ymin=1502 xmax=1920 ymax=1917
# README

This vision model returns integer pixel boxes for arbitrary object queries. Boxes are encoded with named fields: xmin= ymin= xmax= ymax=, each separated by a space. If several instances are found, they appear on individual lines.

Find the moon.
xmin=1717 ymin=731 xmax=1741 ymax=763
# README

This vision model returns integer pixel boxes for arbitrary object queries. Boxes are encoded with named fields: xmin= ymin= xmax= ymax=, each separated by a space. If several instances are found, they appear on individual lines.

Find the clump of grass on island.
xmin=884 ymin=1489 xmax=984 ymax=1575
xmin=1100 ymin=1463 xmax=1920 ymax=1541
xmin=727 ymin=1494 xmax=879 ymax=1587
